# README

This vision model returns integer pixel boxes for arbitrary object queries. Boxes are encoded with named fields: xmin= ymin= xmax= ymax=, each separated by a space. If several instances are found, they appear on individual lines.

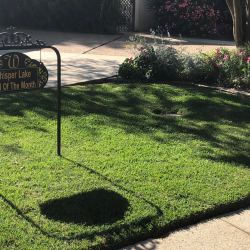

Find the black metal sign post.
xmin=0 ymin=27 xmax=61 ymax=156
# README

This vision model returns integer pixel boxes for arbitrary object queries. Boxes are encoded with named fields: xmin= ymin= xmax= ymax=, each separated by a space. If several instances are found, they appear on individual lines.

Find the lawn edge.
xmin=104 ymin=77 xmax=250 ymax=98
xmin=110 ymin=195 xmax=250 ymax=250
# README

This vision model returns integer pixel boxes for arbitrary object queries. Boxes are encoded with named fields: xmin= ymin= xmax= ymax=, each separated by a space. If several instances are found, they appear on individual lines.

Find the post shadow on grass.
xmin=62 ymin=157 xmax=163 ymax=219
xmin=0 ymin=193 xmax=49 ymax=237
xmin=39 ymin=189 xmax=130 ymax=225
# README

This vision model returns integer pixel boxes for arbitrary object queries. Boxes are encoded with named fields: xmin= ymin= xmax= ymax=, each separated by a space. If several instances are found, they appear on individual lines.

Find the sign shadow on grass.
xmin=1 ymin=157 xmax=163 ymax=242
xmin=39 ymin=189 xmax=130 ymax=225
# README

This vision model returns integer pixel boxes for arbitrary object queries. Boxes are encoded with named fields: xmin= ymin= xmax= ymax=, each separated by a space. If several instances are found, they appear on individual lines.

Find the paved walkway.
xmin=120 ymin=207 xmax=250 ymax=250
xmin=22 ymin=51 xmax=125 ymax=88
xmin=1 ymin=28 xmax=249 ymax=250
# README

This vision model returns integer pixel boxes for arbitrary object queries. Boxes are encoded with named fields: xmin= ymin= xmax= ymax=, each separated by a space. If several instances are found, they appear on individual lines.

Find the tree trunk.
xmin=234 ymin=0 xmax=244 ymax=46
xmin=246 ymin=0 xmax=250 ymax=43
xmin=225 ymin=0 xmax=244 ymax=47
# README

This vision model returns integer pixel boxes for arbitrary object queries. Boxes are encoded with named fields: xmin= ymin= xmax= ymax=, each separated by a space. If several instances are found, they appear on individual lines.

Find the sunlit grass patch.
xmin=1 ymin=83 xmax=250 ymax=249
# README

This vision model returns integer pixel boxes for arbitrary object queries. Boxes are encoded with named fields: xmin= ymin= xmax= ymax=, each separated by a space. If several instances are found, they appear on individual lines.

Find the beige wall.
xmin=134 ymin=0 xmax=154 ymax=31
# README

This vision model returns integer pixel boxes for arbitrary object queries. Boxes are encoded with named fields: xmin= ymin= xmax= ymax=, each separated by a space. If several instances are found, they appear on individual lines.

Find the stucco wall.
xmin=134 ymin=0 xmax=154 ymax=31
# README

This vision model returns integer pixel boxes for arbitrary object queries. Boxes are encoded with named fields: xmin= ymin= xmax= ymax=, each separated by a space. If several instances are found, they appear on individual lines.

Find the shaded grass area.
xmin=1 ymin=83 xmax=250 ymax=249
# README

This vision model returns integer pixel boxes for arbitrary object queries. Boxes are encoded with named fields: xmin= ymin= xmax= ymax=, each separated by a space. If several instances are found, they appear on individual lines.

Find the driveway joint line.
xmin=82 ymin=35 xmax=123 ymax=54
xmin=220 ymin=218 xmax=250 ymax=237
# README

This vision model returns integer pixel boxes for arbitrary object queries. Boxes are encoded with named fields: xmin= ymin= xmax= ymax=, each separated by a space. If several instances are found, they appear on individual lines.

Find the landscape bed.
xmin=1 ymin=83 xmax=250 ymax=249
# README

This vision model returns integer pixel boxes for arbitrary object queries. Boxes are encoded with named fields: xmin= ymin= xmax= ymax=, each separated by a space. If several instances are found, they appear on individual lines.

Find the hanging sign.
xmin=0 ymin=52 xmax=48 ymax=92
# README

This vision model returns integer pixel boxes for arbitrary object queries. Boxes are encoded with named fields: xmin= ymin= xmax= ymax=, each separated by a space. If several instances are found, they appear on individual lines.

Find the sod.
xmin=1 ymin=83 xmax=250 ymax=249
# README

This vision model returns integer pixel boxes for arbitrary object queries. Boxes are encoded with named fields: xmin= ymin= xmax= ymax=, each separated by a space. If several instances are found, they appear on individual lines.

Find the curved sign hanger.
xmin=0 ymin=27 xmax=61 ymax=156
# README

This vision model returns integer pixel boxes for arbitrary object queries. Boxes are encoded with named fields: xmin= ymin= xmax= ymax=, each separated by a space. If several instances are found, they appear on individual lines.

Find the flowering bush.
xmin=182 ymin=54 xmax=217 ymax=83
xmin=119 ymin=33 xmax=250 ymax=90
xmin=200 ymin=47 xmax=250 ymax=88
xmin=119 ymin=32 xmax=183 ymax=81
xmin=118 ymin=37 xmax=158 ymax=80
xmin=178 ymin=46 xmax=250 ymax=88
xmin=151 ymin=0 xmax=232 ymax=37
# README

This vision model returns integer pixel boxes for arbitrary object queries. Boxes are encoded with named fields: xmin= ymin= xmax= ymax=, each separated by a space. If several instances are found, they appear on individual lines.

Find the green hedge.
xmin=0 ymin=0 xmax=120 ymax=33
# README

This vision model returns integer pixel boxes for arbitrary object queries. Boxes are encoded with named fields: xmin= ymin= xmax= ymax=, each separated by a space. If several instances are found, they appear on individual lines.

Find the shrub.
xmin=119 ymin=32 xmax=250 ymax=90
xmin=118 ymin=32 xmax=183 ymax=81
xmin=201 ymin=47 xmax=250 ymax=88
xmin=180 ymin=46 xmax=250 ymax=88
xmin=100 ymin=0 xmax=122 ymax=33
xmin=156 ymin=0 xmax=220 ymax=37
xmin=0 ymin=0 xmax=120 ymax=34
xmin=147 ymin=0 xmax=232 ymax=38
xmin=118 ymin=57 xmax=144 ymax=80
xmin=181 ymin=54 xmax=218 ymax=83
xmin=118 ymin=45 xmax=158 ymax=81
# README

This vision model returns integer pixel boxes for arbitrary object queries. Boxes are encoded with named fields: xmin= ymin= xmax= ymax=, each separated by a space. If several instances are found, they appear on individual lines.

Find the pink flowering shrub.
xmin=214 ymin=23 xmax=233 ymax=37
xmin=119 ymin=33 xmax=250 ymax=89
xmin=190 ymin=47 xmax=250 ymax=88
xmin=152 ymin=0 xmax=232 ymax=37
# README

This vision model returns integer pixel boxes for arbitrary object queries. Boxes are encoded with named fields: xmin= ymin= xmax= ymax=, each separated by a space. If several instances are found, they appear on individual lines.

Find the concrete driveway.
xmin=12 ymin=28 xmax=236 ymax=56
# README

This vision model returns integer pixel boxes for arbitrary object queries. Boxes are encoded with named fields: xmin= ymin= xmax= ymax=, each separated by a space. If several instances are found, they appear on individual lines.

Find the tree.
xmin=225 ymin=0 xmax=250 ymax=46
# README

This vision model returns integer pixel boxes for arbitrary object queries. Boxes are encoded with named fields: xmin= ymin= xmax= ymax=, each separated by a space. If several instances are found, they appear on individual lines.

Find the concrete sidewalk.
xmin=120 ymin=207 xmax=250 ymax=250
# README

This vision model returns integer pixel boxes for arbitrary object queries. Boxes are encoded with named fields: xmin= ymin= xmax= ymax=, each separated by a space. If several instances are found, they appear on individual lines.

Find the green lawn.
xmin=1 ymin=83 xmax=250 ymax=249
